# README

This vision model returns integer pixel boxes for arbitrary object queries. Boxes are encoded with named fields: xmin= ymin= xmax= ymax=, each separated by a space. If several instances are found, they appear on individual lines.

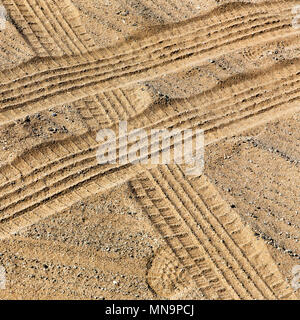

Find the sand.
xmin=0 ymin=0 xmax=299 ymax=300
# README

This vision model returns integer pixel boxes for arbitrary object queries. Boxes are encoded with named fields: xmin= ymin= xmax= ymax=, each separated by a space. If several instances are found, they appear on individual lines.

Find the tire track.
xmin=1 ymin=58 xmax=299 ymax=197
xmin=0 ymin=58 xmax=299 ymax=194
xmin=0 ymin=11 xmax=286 ymax=94
xmin=0 ymin=59 xmax=300 ymax=239
xmin=0 ymin=0 xmax=298 ymax=300
xmin=73 ymin=86 xmax=153 ymax=130
xmin=131 ymin=171 xmax=232 ymax=300
xmin=0 ymin=12 xmax=293 ymax=97
xmin=1 ymin=0 xmax=153 ymax=131
xmin=146 ymin=246 xmax=202 ymax=299
xmin=0 ymin=3 xmax=298 ymax=124
xmin=130 ymin=165 xmax=296 ymax=299
xmin=2 ymin=0 xmax=96 ymax=56
xmin=0 ymin=1 xmax=295 ymax=86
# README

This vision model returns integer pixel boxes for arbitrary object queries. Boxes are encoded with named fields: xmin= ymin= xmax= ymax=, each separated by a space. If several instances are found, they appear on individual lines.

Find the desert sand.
xmin=0 ymin=0 xmax=299 ymax=300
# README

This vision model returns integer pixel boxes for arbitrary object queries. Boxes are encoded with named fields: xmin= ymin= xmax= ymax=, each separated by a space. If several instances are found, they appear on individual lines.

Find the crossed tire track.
xmin=0 ymin=0 xmax=299 ymax=299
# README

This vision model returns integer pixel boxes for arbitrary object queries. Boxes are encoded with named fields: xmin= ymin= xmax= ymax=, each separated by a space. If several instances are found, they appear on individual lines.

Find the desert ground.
xmin=0 ymin=0 xmax=299 ymax=300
